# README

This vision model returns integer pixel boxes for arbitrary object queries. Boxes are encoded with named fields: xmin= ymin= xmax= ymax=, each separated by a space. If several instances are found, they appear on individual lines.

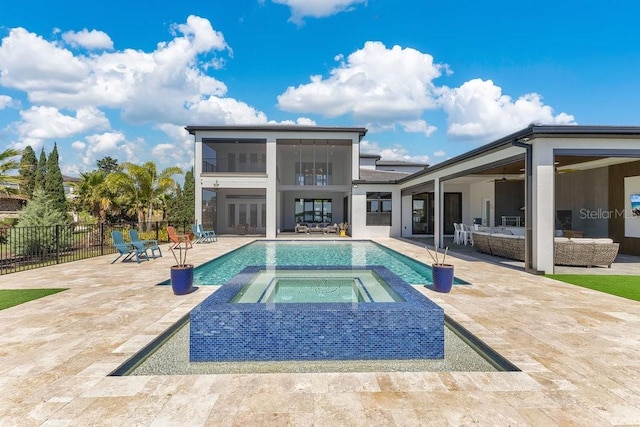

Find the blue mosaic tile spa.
xmin=189 ymin=265 xmax=444 ymax=362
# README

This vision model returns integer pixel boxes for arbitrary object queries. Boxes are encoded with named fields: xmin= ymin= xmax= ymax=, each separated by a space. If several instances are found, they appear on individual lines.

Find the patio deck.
xmin=0 ymin=237 xmax=639 ymax=425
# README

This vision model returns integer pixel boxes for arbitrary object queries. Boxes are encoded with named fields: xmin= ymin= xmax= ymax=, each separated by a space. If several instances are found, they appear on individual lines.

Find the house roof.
xmin=376 ymin=160 xmax=428 ymax=167
xmin=357 ymin=168 xmax=411 ymax=183
xmin=359 ymin=153 xmax=381 ymax=160
xmin=185 ymin=125 xmax=368 ymax=140
xmin=398 ymin=124 xmax=640 ymax=183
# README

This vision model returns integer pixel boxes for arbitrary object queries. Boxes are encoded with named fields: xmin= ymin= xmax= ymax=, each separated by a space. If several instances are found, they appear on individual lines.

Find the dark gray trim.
xmin=438 ymin=154 xmax=525 ymax=182
xmin=554 ymin=148 xmax=640 ymax=157
xmin=186 ymin=125 xmax=368 ymax=139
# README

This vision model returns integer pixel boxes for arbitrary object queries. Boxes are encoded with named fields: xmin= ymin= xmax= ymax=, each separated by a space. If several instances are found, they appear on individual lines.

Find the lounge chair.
xmin=198 ymin=224 xmax=218 ymax=242
xmin=128 ymin=229 xmax=162 ymax=259
xmin=192 ymin=224 xmax=216 ymax=243
xmin=111 ymin=230 xmax=148 ymax=263
xmin=168 ymin=226 xmax=192 ymax=249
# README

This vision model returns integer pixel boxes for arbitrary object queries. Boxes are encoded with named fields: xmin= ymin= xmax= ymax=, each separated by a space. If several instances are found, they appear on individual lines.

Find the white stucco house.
xmin=187 ymin=124 xmax=640 ymax=274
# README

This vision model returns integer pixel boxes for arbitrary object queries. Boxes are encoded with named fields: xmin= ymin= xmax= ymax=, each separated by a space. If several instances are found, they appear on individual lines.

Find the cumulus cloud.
xmin=278 ymin=41 xmax=445 ymax=130
xmin=0 ymin=94 xmax=12 ymax=109
xmin=438 ymin=78 xmax=576 ymax=140
xmin=360 ymin=139 xmax=430 ymax=165
xmin=69 ymin=131 xmax=140 ymax=173
xmin=0 ymin=16 xmax=236 ymax=122
xmin=13 ymin=106 xmax=109 ymax=149
xmin=272 ymin=0 xmax=367 ymax=25
xmin=61 ymin=28 xmax=114 ymax=50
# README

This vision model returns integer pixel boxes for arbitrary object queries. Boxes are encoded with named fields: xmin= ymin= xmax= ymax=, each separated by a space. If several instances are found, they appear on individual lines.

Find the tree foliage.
xmin=167 ymin=168 xmax=195 ymax=225
xmin=106 ymin=161 xmax=182 ymax=229
xmin=45 ymin=143 xmax=67 ymax=214
xmin=0 ymin=148 xmax=21 ymax=195
xmin=11 ymin=189 xmax=70 ymax=255
xmin=34 ymin=148 xmax=47 ymax=193
xmin=19 ymin=146 xmax=37 ymax=197
xmin=96 ymin=156 xmax=119 ymax=174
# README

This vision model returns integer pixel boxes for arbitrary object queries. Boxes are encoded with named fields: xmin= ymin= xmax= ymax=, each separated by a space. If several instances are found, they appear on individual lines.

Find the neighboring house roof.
xmin=359 ymin=153 xmax=381 ymax=160
xmin=357 ymin=168 xmax=411 ymax=183
xmin=0 ymin=194 xmax=27 ymax=201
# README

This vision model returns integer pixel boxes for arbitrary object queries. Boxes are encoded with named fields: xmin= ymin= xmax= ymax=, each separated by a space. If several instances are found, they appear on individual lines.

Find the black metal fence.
xmin=0 ymin=221 xmax=193 ymax=275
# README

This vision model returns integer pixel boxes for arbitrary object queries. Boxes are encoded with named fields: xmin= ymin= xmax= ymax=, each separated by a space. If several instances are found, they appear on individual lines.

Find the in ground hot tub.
xmin=189 ymin=265 xmax=444 ymax=362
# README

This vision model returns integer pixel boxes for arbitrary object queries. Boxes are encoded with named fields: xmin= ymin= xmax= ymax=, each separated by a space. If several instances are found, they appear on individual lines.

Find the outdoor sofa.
xmin=472 ymin=232 xmax=619 ymax=267
xmin=295 ymin=222 xmax=340 ymax=234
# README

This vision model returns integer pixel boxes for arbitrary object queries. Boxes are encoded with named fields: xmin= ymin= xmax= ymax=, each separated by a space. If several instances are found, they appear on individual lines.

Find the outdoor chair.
xmin=198 ymin=224 xmax=218 ymax=242
xmin=167 ymin=226 xmax=192 ymax=249
xmin=110 ymin=230 xmax=148 ymax=263
xmin=453 ymin=223 xmax=462 ymax=244
xmin=128 ymin=229 xmax=162 ymax=259
xmin=191 ymin=224 xmax=216 ymax=243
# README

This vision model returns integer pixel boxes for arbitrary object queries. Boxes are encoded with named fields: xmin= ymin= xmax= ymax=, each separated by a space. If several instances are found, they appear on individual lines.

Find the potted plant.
xmin=338 ymin=222 xmax=349 ymax=237
xmin=169 ymin=243 xmax=195 ymax=295
xmin=425 ymin=246 xmax=454 ymax=293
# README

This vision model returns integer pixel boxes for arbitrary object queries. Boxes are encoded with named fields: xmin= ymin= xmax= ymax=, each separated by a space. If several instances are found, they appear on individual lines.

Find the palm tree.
xmin=106 ymin=161 xmax=182 ymax=230
xmin=0 ymin=148 xmax=22 ymax=195
xmin=72 ymin=170 xmax=115 ymax=222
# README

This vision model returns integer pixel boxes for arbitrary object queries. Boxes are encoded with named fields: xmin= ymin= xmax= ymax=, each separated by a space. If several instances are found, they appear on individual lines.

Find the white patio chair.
xmin=453 ymin=223 xmax=461 ymax=244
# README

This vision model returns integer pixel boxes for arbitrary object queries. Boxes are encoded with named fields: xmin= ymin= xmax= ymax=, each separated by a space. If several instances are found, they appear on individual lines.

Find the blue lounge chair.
xmin=111 ymin=230 xmax=148 ymax=263
xmin=198 ymin=224 xmax=218 ymax=242
xmin=128 ymin=229 xmax=162 ymax=259
xmin=192 ymin=224 xmax=216 ymax=243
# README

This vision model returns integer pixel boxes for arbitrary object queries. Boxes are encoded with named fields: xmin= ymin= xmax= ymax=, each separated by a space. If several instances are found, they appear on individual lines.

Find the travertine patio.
xmin=1 ymin=237 xmax=639 ymax=426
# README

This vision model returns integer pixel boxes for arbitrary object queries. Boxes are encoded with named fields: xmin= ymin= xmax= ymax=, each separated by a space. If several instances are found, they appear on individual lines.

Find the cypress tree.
xmin=34 ymin=148 xmax=47 ymax=193
xmin=45 ymin=143 xmax=67 ymax=214
xmin=19 ymin=146 xmax=37 ymax=198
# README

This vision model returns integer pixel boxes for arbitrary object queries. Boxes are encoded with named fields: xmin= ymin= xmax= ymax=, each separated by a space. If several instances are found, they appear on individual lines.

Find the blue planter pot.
xmin=170 ymin=265 xmax=194 ymax=295
xmin=431 ymin=264 xmax=454 ymax=293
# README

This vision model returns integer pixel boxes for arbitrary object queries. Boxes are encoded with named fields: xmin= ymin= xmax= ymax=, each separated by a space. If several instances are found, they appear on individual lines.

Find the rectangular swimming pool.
xmin=188 ymin=240 xmax=465 ymax=286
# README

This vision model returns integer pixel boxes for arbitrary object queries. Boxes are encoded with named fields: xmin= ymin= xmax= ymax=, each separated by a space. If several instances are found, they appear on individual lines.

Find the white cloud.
xmin=438 ymin=78 xmax=576 ymax=140
xmin=398 ymin=120 xmax=437 ymax=137
xmin=272 ymin=0 xmax=367 ymax=25
xmin=0 ymin=16 xmax=239 ymax=125
xmin=0 ymin=94 xmax=12 ymax=109
xmin=433 ymin=150 xmax=445 ymax=157
xmin=360 ymin=139 xmax=430 ymax=164
xmin=14 ymin=106 xmax=109 ymax=148
xmin=278 ymin=41 xmax=445 ymax=128
xmin=72 ymin=131 xmax=139 ymax=171
xmin=62 ymin=29 xmax=114 ymax=50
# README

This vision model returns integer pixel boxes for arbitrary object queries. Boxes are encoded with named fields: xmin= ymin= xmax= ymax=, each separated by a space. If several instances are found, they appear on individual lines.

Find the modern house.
xmin=187 ymin=124 xmax=640 ymax=274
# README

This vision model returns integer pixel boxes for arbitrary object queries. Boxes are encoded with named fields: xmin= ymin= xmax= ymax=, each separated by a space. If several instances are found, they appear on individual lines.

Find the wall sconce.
xmin=213 ymin=180 xmax=219 ymax=189
xmin=353 ymin=183 xmax=358 ymax=188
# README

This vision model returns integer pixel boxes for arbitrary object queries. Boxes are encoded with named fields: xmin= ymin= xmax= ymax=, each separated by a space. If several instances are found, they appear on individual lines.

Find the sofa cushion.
xmin=570 ymin=238 xmax=595 ymax=243
xmin=592 ymin=238 xmax=614 ymax=244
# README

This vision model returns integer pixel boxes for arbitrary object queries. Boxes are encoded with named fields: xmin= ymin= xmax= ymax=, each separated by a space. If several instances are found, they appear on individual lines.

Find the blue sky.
xmin=1 ymin=0 xmax=639 ymax=177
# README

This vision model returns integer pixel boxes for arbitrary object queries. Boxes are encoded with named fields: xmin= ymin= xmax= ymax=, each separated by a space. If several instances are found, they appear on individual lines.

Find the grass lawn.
xmin=547 ymin=275 xmax=640 ymax=302
xmin=0 ymin=288 xmax=68 ymax=310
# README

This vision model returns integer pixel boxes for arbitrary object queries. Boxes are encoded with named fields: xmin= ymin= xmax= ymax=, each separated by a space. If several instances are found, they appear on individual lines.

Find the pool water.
xmin=192 ymin=240 xmax=461 ymax=286
xmin=230 ymin=269 xmax=403 ymax=303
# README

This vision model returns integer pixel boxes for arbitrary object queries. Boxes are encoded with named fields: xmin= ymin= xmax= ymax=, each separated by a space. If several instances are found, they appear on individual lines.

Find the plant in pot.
xmin=338 ymin=222 xmax=349 ymax=237
xmin=169 ymin=243 xmax=195 ymax=295
xmin=425 ymin=246 xmax=454 ymax=293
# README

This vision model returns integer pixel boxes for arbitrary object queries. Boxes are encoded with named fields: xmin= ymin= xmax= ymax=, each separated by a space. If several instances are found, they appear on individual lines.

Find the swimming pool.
xmin=190 ymin=240 xmax=463 ymax=286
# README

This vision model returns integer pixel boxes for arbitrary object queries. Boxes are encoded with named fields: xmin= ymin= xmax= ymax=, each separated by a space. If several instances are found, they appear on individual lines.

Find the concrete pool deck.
xmin=0 ymin=237 xmax=639 ymax=425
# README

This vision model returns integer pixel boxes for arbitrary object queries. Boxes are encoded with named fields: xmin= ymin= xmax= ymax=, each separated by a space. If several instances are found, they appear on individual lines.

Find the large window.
xmin=296 ymin=162 xmax=332 ymax=186
xmin=295 ymin=199 xmax=332 ymax=223
xmin=366 ymin=192 xmax=392 ymax=226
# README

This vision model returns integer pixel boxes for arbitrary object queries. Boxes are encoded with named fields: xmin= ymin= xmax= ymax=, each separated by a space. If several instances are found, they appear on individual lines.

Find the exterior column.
xmin=194 ymin=135 xmax=203 ymax=226
xmin=531 ymin=144 xmax=555 ymax=273
xmin=434 ymin=178 xmax=443 ymax=249
xmin=266 ymin=137 xmax=277 ymax=238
